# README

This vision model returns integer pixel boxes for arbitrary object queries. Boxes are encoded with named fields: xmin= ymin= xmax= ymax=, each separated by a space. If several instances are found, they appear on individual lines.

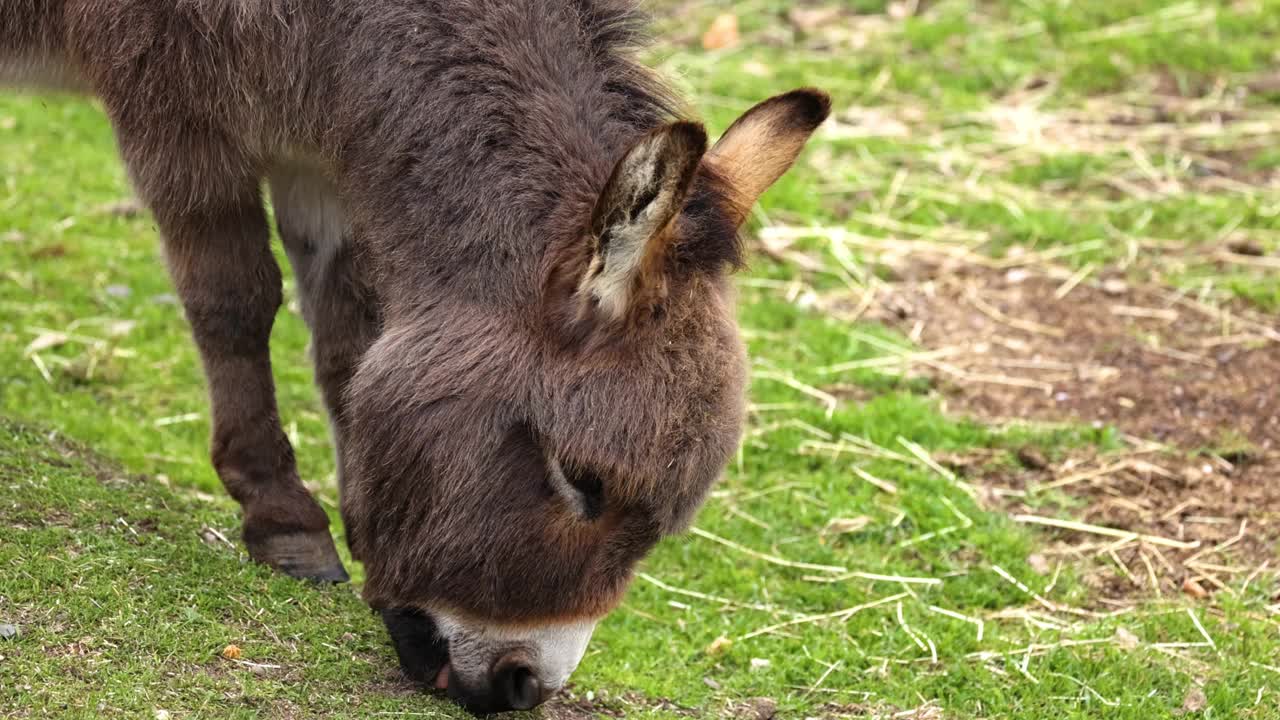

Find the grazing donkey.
xmin=2 ymin=0 xmax=829 ymax=712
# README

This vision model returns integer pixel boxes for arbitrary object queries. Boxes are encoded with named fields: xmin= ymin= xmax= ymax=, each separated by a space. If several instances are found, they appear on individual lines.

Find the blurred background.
xmin=2 ymin=1 xmax=1279 ymax=718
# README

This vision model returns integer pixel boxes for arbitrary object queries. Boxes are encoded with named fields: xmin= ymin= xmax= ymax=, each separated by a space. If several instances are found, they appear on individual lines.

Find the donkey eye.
xmin=564 ymin=467 xmax=605 ymax=519
xmin=546 ymin=457 xmax=606 ymax=520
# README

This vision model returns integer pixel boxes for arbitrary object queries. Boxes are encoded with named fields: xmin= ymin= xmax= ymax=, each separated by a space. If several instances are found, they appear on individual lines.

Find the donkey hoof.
xmin=246 ymin=530 xmax=350 ymax=583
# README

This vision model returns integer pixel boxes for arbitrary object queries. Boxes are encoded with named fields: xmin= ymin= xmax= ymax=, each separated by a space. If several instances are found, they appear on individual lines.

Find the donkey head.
xmin=342 ymin=89 xmax=830 ymax=714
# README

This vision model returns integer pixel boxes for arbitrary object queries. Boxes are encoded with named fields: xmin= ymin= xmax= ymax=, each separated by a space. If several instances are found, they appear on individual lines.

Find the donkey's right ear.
xmin=579 ymin=122 xmax=708 ymax=321
xmin=706 ymin=88 xmax=831 ymax=227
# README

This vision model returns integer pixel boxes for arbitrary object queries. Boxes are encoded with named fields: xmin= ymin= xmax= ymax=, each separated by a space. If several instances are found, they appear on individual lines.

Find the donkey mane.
xmin=333 ymin=0 xmax=745 ymax=307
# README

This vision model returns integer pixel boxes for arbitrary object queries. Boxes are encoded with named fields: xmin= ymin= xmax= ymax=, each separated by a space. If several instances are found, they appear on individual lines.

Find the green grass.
xmin=0 ymin=420 xmax=443 ymax=719
xmin=4 ymin=1 xmax=1280 ymax=718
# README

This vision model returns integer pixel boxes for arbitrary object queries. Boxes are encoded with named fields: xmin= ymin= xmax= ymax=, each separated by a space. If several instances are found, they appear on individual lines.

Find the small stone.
xmin=1179 ymin=687 xmax=1207 ymax=714
xmin=154 ymin=710 xmax=171 ymax=720
xmin=0 ymin=624 xmax=19 ymax=640
xmin=744 ymin=697 xmax=778 ymax=720
xmin=1004 ymin=268 xmax=1030 ymax=285
xmin=1016 ymin=447 xmax=1048 ymax=470
xmin=1114 ymin=626 xmax=1140 ymax=650
xmin=703 ymin=676 xmax=722 ymax=691
xmin=1182 ymin=578 xmax=1208 ymax=599
xmin=199 ymin=527 xmax=228 ymax=547
xmin=1101 ymin=278 xmax=1128 ymax=296
xmin=1227 ymin=238 xmax=1265 ymax=256
xmin=750 ymin=657 xmax=771 ymax=671
xmin=105 ymin=284 xmax=132 ymax=298
xmin=1027 ymin=553 xmax=1051 ymax=576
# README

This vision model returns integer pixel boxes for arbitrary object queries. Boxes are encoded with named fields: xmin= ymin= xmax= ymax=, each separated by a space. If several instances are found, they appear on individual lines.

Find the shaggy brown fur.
xmin=2 ymin=0 xmax=828 ymax=711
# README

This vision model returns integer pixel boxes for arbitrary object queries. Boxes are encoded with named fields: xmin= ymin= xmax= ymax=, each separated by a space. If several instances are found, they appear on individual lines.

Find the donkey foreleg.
xmin=152 ymin=189 xmax=349 ymax=582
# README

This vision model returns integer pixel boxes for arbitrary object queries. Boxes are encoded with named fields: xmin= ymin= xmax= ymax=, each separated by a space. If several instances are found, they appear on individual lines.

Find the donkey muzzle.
xmin=381 ymin=607 xmax=559 ymax=714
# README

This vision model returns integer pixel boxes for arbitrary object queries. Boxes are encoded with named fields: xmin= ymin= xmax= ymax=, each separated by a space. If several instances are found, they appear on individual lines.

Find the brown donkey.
xmin=2 ymin=0 xmax=828 ymax=712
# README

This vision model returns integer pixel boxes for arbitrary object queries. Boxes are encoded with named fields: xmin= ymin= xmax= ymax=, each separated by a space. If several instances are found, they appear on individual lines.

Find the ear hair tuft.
xmin=579 ymin=121 xmax=708 ymax=321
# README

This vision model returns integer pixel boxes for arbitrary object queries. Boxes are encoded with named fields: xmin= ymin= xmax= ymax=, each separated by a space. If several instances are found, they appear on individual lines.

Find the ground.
xmin=2 ymin=1 xmax=1280 ymax=718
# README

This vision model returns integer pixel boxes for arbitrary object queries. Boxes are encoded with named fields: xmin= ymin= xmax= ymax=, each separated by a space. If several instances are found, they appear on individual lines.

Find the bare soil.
xmin=542 ymin=689 xmax=696 ymax=719
xmin=849 ymin=259 xmax=1279 ymax=451
xmin=822 ymin=258 xmax=1280 ymax=597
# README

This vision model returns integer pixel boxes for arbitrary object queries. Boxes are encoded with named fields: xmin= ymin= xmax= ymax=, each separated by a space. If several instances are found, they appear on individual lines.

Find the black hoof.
xmin=245 ymin=530 xmax=350 ymax=583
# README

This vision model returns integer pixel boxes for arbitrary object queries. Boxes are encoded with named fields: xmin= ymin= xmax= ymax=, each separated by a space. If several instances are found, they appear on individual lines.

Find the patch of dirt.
xmin=725 ymin=697 xmax=778 ymax=720
xmin=821 ymin=260 xmax=1280 ymax=596
xmin=542 ymin=699 xmax=623 ymax=720
xmin=945 ymin=447 xmax=1279 ymax=599
xmin=818 ymin=701 xmax=943 ymax=719
xmin=265 ymin=699 xmax=302 ymax=720
xmin=841 ymin=261 xmax=1280 ymax=451
xmin=541 ymin=688 xmax=697 ymax=719
xmin=546 ymin=694 xmax=930 ymax=720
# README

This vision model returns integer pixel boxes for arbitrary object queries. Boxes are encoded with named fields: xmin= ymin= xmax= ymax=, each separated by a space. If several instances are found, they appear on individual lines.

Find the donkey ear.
xmin=707 ymin=88 xmax=831 ymax=227
xmin=582 ymin=121 xmax=708 ymax=320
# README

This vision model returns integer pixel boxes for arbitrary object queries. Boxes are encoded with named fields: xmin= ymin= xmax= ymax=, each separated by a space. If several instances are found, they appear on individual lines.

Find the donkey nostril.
xmin=497 ymin=664 xmax=542 ymax=711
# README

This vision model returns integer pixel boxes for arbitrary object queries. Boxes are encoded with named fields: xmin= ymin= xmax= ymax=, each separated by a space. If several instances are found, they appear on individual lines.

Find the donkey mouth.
xmin=380 ymin=608 xmax=451 ymax=689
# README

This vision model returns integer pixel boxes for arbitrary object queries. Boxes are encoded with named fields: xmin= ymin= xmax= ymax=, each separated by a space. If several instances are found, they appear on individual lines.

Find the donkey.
xmin=2 ymin=0 xmax=828 ymax=712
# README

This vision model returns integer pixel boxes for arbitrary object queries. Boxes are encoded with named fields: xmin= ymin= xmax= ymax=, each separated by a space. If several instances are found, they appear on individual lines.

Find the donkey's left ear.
xmin=582 ymin=121 xmax=708 ymax=321
xmin=708 ymin=88 xmax=831 ymax=227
